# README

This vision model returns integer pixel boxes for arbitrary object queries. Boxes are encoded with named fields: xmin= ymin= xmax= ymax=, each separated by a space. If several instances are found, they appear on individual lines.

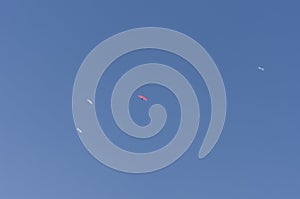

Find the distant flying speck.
xmin=87 ymin=98 xmax=93 ymax=105
xmin=76 ymin=127 xmax=82 ymax=133
xmin=258 ymin=66 xmax=265 ymax=71
xmin=138 ymin=94 xmax=148 ymax=101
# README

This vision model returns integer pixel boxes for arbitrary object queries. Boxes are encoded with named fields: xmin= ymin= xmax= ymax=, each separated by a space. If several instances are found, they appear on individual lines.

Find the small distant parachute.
xmin=138 ymin=95 xmax=148 ymax=101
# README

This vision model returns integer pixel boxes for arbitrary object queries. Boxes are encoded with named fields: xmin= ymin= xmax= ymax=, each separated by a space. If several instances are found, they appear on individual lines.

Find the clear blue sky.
xmin=1 ymin=0 xmax=299 ymax=198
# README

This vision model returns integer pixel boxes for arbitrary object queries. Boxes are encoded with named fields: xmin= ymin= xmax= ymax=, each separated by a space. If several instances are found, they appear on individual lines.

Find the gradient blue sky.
xmin=1 ymin=0 xmax=299 ymax=198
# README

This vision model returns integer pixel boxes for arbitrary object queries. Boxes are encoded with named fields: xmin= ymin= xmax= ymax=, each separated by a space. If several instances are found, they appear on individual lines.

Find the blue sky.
xmin=1 ymin=0 xmax=299 ymax=198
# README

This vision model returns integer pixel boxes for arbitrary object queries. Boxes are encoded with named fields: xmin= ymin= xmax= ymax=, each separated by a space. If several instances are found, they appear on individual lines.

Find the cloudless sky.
xmin=1 ymin=0 xmax=299 ymax=198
